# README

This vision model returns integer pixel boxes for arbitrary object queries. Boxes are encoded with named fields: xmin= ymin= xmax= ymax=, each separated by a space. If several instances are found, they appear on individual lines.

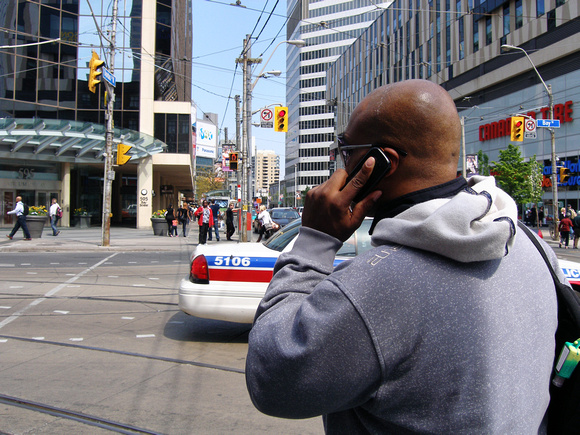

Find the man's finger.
xmin=342 ymin=156 xmax=375 ymax=199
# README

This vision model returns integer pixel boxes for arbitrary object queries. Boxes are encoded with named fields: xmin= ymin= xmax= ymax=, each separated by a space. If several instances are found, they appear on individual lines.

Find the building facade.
xmin=0 ymin=0 xmax=193 ymax=229
xmin=326 ymin=0 xmax=579 ymax=215
xmin=284 ymin=0 xmax=393 ymax=201
xmin=255 ymin=150 xmax=280 ymax=199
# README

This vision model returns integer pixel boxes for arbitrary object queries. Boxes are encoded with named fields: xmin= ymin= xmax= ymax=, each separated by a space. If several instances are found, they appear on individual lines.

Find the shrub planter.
xmin=26 ymin=215 xmax=48 ymax=239
xmin=75 ymin=216 xmax=91 ymax=228
xmin=151 ymin=218 xmax=167 ymax=236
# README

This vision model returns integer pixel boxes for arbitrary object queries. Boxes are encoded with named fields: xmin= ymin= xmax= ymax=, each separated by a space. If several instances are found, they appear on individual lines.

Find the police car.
xmin=179 ymin=218 xmax=373 ymax=323
xmin=559 ymin=259 xmax=580 ymax=287
xmin=179 ymin=219 xmax=580 ymax=324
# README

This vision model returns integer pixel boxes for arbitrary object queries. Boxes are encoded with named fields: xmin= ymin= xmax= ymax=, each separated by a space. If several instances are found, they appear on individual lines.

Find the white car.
xmin=179 ymin=219 xmax=580 ymax=324
xmin=179 ymin=218 xmax=372 ymax=323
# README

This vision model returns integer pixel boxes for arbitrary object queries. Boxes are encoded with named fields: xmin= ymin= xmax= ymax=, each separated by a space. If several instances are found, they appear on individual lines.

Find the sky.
xmin=192 ymin=0 xmax=290 ymax=177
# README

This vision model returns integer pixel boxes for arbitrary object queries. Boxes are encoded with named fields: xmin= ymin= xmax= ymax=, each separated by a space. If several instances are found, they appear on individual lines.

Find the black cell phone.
xmin=342 ymin=147 xmax=391 ymax=204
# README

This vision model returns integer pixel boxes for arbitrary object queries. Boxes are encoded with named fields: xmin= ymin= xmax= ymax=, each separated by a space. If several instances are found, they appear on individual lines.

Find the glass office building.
xmin=0 ymin=0 xmax=193 ymax=228
xmin=326 ymin=0 xmax=579 ymax=216
xmin=284 ymin=0 xmax=392 ymax=202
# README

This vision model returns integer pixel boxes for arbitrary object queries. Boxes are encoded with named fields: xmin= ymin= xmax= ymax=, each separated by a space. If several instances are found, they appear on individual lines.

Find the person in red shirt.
xmin=194 ymin=200 xmax=213 ymax=245
xmin=558 ymin=213 xmax=573 ymax=249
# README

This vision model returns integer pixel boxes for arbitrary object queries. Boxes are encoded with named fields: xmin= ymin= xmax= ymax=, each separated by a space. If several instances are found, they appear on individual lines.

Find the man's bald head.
xmin=345 ymin=80 xmax=461 ymax=199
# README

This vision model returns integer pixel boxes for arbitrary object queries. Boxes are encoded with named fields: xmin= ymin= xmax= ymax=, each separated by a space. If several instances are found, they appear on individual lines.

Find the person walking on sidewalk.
xmin=226 ymin=202 xmax=236 ymax=241
xmin=49 ymin=198 xmax=61 ymax=236
xmin=559 ymin=213 xmax=573 ymax=249
xmin=178 ymin=202 xmax=191 ymax=237
xmin=194 ymin=200 xmax=213 ymax=245
xmin=165 ymin=204 xmax=177 ymax=237
xmin=208 ymin=200 xmax=221 ymax=241
xmin=6 ymin=196 xmax=31 ymax=240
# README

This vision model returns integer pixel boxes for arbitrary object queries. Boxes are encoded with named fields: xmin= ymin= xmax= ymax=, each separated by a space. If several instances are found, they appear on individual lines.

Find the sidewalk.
xmin=0 ymin=225 xmax=240 ymax=253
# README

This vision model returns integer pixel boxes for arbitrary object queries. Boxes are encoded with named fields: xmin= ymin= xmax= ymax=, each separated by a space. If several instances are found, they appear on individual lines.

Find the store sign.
xmin=196 ymin=120 xmax=217 ymax=158
xmin=479 ymin=101 xmax=573 ymax=142
xmin=542 ymin=159 xmax=580 ymax=187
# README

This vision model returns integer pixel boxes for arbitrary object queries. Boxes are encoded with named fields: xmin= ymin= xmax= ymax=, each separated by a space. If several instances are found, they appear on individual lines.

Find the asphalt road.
xmin=0 ymin=250 xmax=321 ymax=434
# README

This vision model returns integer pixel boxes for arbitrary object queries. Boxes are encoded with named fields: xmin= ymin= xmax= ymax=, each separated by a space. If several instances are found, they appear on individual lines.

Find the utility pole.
xmin=101 ymin=0 xmax=118 ymax=247
xmin=235 ymin=95 xmax=241 ymax=209
xmin=236 ymin=35 xmax=261 ymax=242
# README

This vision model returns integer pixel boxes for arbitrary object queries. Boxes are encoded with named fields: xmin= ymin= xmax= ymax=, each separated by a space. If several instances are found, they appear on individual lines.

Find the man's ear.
xmin=381 ymin=147 xmax=401 ymax=178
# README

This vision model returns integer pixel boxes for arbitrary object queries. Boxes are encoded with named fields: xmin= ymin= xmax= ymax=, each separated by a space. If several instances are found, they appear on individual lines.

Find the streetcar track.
xmin=0 ymin=294 xmax=179 ymax=306
xmin=0 ymin=393 xmax=162 ymax=434
xmin=0 ymin=334 xmax=245 ymax=374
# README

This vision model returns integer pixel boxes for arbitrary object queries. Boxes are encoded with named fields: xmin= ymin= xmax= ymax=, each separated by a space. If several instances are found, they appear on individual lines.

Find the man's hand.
xmin=302 ymin=157 xmax=382 ymax=242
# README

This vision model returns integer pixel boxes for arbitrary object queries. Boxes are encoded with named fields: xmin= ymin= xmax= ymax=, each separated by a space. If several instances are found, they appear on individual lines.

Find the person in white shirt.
xmin=6 ymin=196 xmax=31 ymax=240
xmin=256 ymin=205 xmax=273 ymax=242
xmin=49 ymin=198 xmax=61 ymax=236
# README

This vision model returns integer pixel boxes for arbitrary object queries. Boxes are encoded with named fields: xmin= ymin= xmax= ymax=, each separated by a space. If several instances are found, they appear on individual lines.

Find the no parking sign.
xmin=524 ymin=118 xmax=537 ymax=139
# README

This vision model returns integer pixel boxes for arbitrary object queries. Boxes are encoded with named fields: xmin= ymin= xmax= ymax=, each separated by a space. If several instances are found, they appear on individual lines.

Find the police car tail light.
xmin=190 ymin=255 xmax=209 ymax=284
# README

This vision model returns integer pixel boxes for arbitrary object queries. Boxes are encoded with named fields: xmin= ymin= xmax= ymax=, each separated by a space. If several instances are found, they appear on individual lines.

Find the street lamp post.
xmin=236 ymin=37 xmax=305 ymax=242
xmin=501 ymin=44 xmax=557 ymax=230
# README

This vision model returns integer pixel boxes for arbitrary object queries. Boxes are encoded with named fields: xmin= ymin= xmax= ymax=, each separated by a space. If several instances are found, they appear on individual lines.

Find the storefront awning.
xmin=0 ymin=118 xmax=166 ymax=164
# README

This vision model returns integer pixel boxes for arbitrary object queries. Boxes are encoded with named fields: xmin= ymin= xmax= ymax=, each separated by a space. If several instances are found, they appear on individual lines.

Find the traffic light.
xmin=88 ymin=51 xmax=105 ymax=93
xmin=229 ymin=152 xmax=239 ymax=171
xmin=510 ymin=116 xmax=524 ymax=142
xmin=116 ymin=143 xmax=132 ymax=165
xmin=274 ymin=106 xmax=288 ymax=132
xmin=560 ymin=167 xmax=570 ymax=184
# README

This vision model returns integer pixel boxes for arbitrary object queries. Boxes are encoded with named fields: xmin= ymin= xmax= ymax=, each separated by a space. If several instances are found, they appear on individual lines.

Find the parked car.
xmin=179 ymin=218 xmax=372 ymax=323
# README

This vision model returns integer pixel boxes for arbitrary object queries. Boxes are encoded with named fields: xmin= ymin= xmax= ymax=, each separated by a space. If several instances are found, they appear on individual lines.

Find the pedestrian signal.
xmin=510 ymin=116 xmax=524 ymax=142
xmin=274 ymin=106 xmax=288 ymax=132
xmin=88 ymin=51 xmax=105 ymax=94
xmin=229 ymin=152 xmax=239 ymax=171
xmin=117 ymin=143 xmax=132 ymax=165
xmin=560 ymin=167 xmax=570 ymax=184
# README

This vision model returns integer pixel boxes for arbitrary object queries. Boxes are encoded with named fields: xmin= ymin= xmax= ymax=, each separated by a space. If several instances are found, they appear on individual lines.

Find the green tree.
xmin=491 ymin=144 xmax=543 ymax=205
xmin=195 ymin=166 xmax=225 ymax=200
xmin=476 ymin=150 xmax=491 ymax=176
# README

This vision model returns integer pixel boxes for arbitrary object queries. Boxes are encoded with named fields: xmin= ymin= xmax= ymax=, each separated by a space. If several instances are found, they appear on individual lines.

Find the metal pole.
xmin=236 ymin=35 xmax=261 ymax=242
xmin=101 ymin=0 xmax=118 ymax=247
xmin=548 ymin=84 xmax=558 ymax=229
xmin=501 ymin=45 xmax=558 ymax=230
xmin=245 ymin=38 xmax=253 ymax=242
xmin=461 ymin=116 xmax=466 ymax=178
xmin=294 ymin=164 xmax=297 ymax=208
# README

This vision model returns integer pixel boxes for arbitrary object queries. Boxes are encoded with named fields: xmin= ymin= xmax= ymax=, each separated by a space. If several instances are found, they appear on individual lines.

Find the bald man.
xmin=246 ymin=80 xmax=560 ymax=433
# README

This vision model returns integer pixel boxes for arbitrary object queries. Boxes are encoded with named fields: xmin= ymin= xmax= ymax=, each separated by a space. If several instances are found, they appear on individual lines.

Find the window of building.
xmin=547 ymin=9 xmax=556 ymax=30
xmin=537 ymin=0 xmax=545 ymax=17
xmin=459 ymin=16 xmax=464 ymax=60
xmin=486 ymin=16 xmax=492 ymax=45
xmin=473 ymin=16 xmax=479 ymax=53
xmin=503 ymin=4 xmax=510 ymax=36
xmin=515 ymin=0 xmax=523 ymax=29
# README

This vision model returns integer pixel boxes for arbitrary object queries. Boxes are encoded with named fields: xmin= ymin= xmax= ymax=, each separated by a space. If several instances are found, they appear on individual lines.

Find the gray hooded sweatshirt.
xmin=246 ymin=176 xmax=560 ymax=434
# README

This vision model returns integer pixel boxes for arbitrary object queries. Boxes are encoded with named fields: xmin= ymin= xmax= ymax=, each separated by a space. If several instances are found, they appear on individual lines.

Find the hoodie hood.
xmin=371 ymin=176 xmax=517 ymax=263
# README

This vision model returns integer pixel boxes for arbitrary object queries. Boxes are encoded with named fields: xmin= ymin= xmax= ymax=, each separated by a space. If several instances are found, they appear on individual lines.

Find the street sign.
xmin=102 ymin=67 xmax=116 ymax=87
xmin=524 ymin=118 xmax=537 ymax=139
xmin=537 ymin=119 xmax=561 ymax=128
xmin=260 ymin=109 xmax=273 ymax=128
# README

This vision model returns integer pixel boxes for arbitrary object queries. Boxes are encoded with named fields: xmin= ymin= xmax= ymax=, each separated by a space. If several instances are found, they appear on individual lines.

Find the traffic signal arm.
xmin=560 ymin=167 xmax=570 ymax=184
xmin=274 ymin=106 xmax=288 ymax=132
xmin=88 ymin=51 xmax=105 ymax=94
xmin=117 ymin=143 xmax=132 ymax=165
xmin=229 ymin=152 xmax=239 ymax=170
xmin=510 ymin=116 xmax=524 ymax=142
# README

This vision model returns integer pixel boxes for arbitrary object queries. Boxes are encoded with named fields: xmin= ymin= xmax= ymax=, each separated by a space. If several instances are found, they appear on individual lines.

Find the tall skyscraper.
xmin=284 ymin=0 xmax=392 ymax=200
